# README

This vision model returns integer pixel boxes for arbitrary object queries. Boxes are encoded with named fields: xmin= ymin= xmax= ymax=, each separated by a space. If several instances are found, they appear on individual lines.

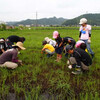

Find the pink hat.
xmin=53 ymin=31 xmax=59 ymax=39
xmin=75 ymin=40 xmax=85 ymax=48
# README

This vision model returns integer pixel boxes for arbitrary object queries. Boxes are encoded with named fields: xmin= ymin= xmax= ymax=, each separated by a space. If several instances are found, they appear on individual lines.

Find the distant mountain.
xmin=6 ymin=22 xmax=17 ymax=25
xmin=7 ymin=17 xmax=67 ymax=26
xmin=62 ymin=13 xmax=100 ymax=26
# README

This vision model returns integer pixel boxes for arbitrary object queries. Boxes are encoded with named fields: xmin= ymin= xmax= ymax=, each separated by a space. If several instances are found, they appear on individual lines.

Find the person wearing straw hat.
xmin=0 ymin=42 xmax=26 ymax=69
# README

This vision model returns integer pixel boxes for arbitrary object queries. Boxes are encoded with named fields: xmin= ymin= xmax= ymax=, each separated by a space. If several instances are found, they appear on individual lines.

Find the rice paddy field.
xmin=0 ymin=27 xmax=100 ymax=100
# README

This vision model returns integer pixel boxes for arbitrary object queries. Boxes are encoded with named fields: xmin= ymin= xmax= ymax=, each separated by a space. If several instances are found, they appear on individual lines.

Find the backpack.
xmin=0 ymin=39 xmax=8 ymax=54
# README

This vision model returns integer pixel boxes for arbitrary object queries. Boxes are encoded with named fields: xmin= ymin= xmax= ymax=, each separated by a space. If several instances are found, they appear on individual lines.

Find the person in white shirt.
xmin=44 ymin=37 xmax=56 ymax=47
xmin=79 ymin=18 xmax=94 ymax=59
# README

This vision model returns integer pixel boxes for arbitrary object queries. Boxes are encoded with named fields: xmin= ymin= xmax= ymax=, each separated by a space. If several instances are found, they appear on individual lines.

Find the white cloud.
xmin=0 ymin=0 xmax=100 ymax=21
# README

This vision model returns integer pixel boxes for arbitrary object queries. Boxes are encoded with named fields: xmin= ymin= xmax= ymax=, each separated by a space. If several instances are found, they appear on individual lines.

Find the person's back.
xmin=7 ymin=35 xmax=20 ymax=43
xmin=63 ymin=37 xmax=75 ymax=43
xmin=43 ymin=44 xmax=55 ymax=52
xmin=49 ymin=39 xmax=56 ymax=47
xmin=73 ymin=48 xmax=92 ymax=66
xmin=63 ymin=37 xmax=76 ymax=47
xmin=0 ymin=49 xmax=18 ymax=64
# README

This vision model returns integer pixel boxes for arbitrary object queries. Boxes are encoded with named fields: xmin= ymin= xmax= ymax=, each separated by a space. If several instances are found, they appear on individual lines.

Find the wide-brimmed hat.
xmin=15 ymin=42 xmax=26 ymax=50
xmin=53 ymin=31 xmax=59 ymax=39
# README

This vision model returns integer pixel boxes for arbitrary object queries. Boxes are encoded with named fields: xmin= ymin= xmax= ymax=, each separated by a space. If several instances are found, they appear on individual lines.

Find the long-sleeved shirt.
xmin=72 ymin=48 xmax=92 ymax=67
xmin=0 ymin=48 xmax=18 ymax=64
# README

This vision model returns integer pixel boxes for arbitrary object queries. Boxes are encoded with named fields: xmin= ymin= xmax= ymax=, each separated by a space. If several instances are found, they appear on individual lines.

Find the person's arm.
xmin=59 ymin=38 xmax=64 ymax=47
xmin=41 ymin=46 xmax=46 ymax=54
xmin=88 ymin=30 xmax=91 ymax=43
xmin=79 ymin=31 xmax=82 ymax=40
xmin=74 ymin=52 xmax=82 ymax=67
xmin=12 ymin=59 xmax=18 ymax=63
xmin=12 ymin=50 xmax=18 ymax=63
xmin=0 ymin=44 xmax=5 ymax=53
xmin=1 ymin=49 xmax=5 ymax=53
xmin=41 ymin=48 xmax=45 ymax=53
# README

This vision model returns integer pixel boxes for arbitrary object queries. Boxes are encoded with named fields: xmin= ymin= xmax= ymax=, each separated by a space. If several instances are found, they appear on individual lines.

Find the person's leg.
xmin=69 ymin=57 xmax=77 ymax=65
xmin=59 ymin=54 xmax=62 ymax=60
xmin=0 ymin=62 xmax=18 ymax=69
xmin=45 ymin=49 xmax=55 ymax=57
xmin=55 ymin=47 xmax=63 ymax=62
xmin=47 ymin=54 xmax=51 ymax=57
xmin=86 ymin=42 xmax=94 ymax=58
xmin=81 ymin=62 xmax=89 ymax=71
xmin=65 ymin=53 xmax=68 ymax=58
xmin=82 ymin=40 xmax=94 ymax=58
xmin=45 ymin=49 xmax=52 ymax=54
xmin=69 ymin=57 xmax=82 ymax=74
xmin=86 ymin=42 xmax=94 ymax=54
xmin=56 ymin=54 xmax=61 ymax=62
xmin=67 ymin=57 xmax=77 ymax=69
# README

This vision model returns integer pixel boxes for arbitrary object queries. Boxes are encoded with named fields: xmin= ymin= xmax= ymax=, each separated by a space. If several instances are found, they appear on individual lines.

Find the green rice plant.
xmin=0 ymin=27 xmax=100 ymax=99
xmin=79 ymin=92 xmax=100 ymax=100
xmin=24 ymin=85 xmax=42 ymax=100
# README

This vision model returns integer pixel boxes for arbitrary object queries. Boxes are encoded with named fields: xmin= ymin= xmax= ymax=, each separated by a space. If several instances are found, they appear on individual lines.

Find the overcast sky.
xmin=0 ymin=0 xmax=100 ymax=22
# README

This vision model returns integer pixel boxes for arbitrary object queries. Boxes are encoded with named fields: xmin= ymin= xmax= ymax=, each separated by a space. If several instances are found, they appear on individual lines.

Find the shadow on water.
xmin=7 ymin=93 xmax=16 ymax=100
xmin=6 ymin=92 xmax=58 ymax=100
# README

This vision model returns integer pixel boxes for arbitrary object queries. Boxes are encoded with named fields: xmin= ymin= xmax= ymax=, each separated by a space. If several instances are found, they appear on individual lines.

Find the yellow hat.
xmin=16 ymin=42 xmax=26 ymax=50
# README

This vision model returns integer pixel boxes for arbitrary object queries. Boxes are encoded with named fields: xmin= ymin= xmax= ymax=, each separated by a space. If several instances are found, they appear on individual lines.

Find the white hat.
xmin=44 ymin=37 xmax=51 ymax=43
xmin=79 ymin=18 xmax=87 ymax=24
xmin=0 ymin=39 xmax=4 ymax=42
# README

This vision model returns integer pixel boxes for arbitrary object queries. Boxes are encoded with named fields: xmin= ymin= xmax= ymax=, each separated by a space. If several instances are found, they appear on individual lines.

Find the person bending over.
xmin=0 ymin=42 xmax=26 ymax=69
xmin=6 ymin=35 xmax=25 ymax=49
xmin=41 ymin=41 xmax=55 ymax=57
xmin=66 ymin=45 xmax=92 ymax=74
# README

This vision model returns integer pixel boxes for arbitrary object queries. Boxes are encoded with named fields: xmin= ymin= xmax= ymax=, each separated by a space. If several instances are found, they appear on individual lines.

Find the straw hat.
xmin=16 ymin=42 xmax=26 ymax=50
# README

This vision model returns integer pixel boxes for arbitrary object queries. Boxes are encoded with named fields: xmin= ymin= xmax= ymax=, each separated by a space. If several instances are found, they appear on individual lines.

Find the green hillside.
xmin=7 ymin=17 xmax=67 ymax=26
xmin=62 ymin=13 xmax=100 ymax=26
